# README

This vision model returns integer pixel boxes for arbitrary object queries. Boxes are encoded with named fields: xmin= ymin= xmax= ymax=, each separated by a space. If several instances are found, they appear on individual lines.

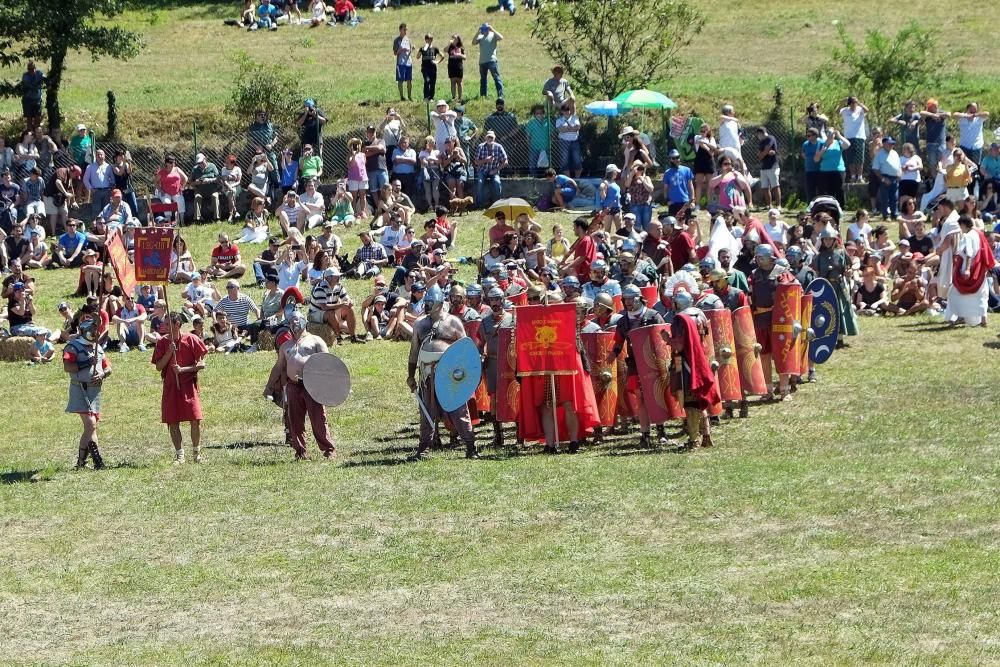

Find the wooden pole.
xmin=163 ymin=288 xmax=181 ymax=390
xmin=549 ymin=372 xmax=559 ymax=448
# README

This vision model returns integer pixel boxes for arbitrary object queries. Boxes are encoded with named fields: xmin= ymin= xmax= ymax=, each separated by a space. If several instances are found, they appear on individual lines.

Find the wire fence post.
xmin=425 ymin=99 xmax=432 ymax=137
xmin=193 ymin=120 xmax=199 ymax=155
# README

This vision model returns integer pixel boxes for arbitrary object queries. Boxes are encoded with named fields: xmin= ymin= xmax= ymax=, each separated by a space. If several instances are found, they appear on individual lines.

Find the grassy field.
xmin=2 ymin=211 xmax=1000 ymax=664
xmin=1 ymin=0 xmax=1000 ymax=142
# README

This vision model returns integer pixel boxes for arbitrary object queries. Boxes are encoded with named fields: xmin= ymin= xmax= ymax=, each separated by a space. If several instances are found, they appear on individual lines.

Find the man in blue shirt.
xmin=53 ymin=220 xmax=88 ymax=268
xmin=661 ymin=149 xmax=695 ymax=216
xmin=543 ymin=168 xmax=577 ymax=209
xmin=801 ymin=128 xmax=821 ymax=201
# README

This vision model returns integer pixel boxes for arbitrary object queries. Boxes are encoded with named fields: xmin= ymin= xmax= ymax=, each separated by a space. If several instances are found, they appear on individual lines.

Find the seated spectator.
xmin=220 ymin=155 xmax=243 ymax=222
xmin=53 ymin=301 xmax=75 ymax=343
xmin=315 ymin=223 xmax=343 ymax=256
xmin=252 ymin=236 xmax=282 ymax=286
xmin=253 ymin=0 xmax=279 ymax=31
xmin=145 ymin=299 xmax=169 ymax=346
xmin=885 ymin=255 xmax=930 ymax=315
xmin=21 ymin=167 xmax=46 ymax=217
xmin=169 ymin=234 xmax=197 ymax=284
xmin=30 ymin=329 xmax=54 ymax=364
xmin=247 ymin=152 xmax=273 ymax=203
xmin=307 ymin=250 xmax=334 ymax=285
xmin=259 ymin=275 xmax=283 ymax=326
xmin=307 ymin=0 xmax=326 ymax=27
xmin=23 ymin=212 xmax=45 ymax=242
xmin=211 ymin=310 xmax=248 ymax=353
xmin=763 ymin=208 xmax=788 ymax=248
xmin=547 ymin=223 xmax=571 ymax=260
xmin=154 ymin=155 xmax=187 ymax=224
xmin=375 ymin=212 xmax=406 ymax=261
xmin=328 ymin=180 xmax=355 ymax=226
xmin=277 ymin=190 xmax=308 ymax=236
xmin=49 ymin=220 xmax=87 ymax=268
xmin=235 ymin=197 xmax=269 ymax=244
xmin=332 ymin=0 xmax=356 ymax=23
xmin=390 ymin=240 xmax=427 ymax=288
xmin=100 ymin=189 xmax=133 ymax=229
xmin=5 ymin=280 xmax=37 ymax=335
xmin=364 ymin=294 xmax=395 ymax=340
xmin=205 ymin=233 xmax=247 ymax=280
xmin=191 ymin=152 xmax=221 ymax=222
xmin=2 ymin=258 xmax=31 ymax=298
xmin=299 ymin=178 xmax=326 ymax=229
xmin=112 ymin=292 xmax=147 ymax=352
xmin=308 ymin=267 xmax=367 ymax=343
xmin=352 ymin=229 xmax=389 ymax=278
xmin=26 ymin=231 xmax=48 ymax=269
xmin=77 ymin=249 xmax=103 ymax=297
xmin=542 ymin=169 xmax=578 ymax=211
xmin=216 ymin=279 xmax=261 ymax=335
xmin=182 ymin=272 xmax=219 ymax=319
xmin=275 ymin=243 xmax=309 ymax=291
xmin=854 ymin=255 xmax=888 ymax=316
xmin=2 ymin=221 xmax=31 ymax=269
xmin=191 ymin=314 xmax=211 ymax=351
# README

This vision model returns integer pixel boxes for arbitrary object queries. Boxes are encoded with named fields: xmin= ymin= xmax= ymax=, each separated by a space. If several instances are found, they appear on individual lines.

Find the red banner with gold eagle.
xmin=515 ymin=303 xmax=578 ymax=376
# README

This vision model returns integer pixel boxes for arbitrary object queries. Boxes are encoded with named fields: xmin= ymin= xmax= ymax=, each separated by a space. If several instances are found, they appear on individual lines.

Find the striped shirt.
xmin=215 ymin=294 xmax=257 ymax=327
xmin=309 ymin=281 xmax=347 ymax=315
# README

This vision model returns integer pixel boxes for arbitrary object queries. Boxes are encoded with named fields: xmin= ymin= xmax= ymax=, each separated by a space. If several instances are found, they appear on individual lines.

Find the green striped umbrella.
xmin=612 ymin=89 xmax=677 ymax=110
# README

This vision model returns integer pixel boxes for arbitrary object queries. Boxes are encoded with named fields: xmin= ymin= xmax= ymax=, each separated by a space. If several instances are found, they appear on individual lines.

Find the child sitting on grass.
xmin=30 ymin=329 xmax=54 ymax=364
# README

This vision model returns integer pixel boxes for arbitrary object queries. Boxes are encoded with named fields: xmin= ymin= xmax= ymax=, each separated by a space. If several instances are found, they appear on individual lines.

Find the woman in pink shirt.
xmin=155 ymin=155 xmax=189 ymax=223
xmin=346 ymin=138 xmax=368 ymax=220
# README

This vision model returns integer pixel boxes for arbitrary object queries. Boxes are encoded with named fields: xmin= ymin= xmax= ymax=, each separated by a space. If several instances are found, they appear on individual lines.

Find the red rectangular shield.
xmin=508 ymin=291 xmax=528 ymax=307
xmin=626 ymin=324 xmax=684 ymax=423
xmin=771 ymin=282 xmax=802 ymax=376
xmin=706 ymin=309 xmax=742 ymax=402
xmin=582 ymin=331 xmax=618 ymax=426
xmin=732 ymin=305 xmax=768 ymax=395
xmin=496 ymin=327 xmax=520 ymax=423
xmin=515 ymin=303 xmax=578 ymax=376
xmin=799 ymin=292 xmax=813 ymax=376
xmin=134 ymin=227 xmax=174 ymax=284
xmin=700 ymin=324 xmax=723 ymax=416
xmin=639 ymin=285 xmax=658 ymax=304
xmin=106 ymin=228 xmax=136 ymax=295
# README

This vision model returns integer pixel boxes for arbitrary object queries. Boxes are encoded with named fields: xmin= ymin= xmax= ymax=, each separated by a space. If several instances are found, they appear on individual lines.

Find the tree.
xmin=0 ymin=0 xmax=143 ymax=138
xmin=532 ymin=0 xmax=704 ymax=100
xmin=814 ymin=22 xmax=954 ymax=124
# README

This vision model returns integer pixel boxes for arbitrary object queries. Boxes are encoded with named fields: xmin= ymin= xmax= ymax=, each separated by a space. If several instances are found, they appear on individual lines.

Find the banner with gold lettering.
xmin=134 ymin=227 xmax=174 ymax=284
xmin=515 ymin=303 xmax=578 ymax=376
xmin=106 ymin=228 xmax=136 ymax=295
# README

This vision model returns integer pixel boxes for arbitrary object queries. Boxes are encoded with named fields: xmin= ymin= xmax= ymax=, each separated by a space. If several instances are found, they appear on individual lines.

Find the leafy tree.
xmin=0 ymin=0 xmax=143 ymax=138
xmin=225 ymin=52 xmax=304 ymax=126
xmin=532 ymin=0 xmax=704 ymax=100
xmin=814 ymin=23 xmax=954 ymax=124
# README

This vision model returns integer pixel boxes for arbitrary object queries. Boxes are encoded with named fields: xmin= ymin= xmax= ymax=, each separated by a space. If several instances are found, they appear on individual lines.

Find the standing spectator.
xmin=597 ymin=164 xmax=622 ymax=231
xmin=391 ymin=136 xmax=418 ymax=198
xmin=13 ymin=130 xmax=39 ymax=181
xmin=484 ymin=98 xmax=518 ymax=147
xmin=839 ymin=96 xmax=869 ymax=182
xmin=455 ymin=106 xmax=478 ymax=169
xmin=802 ymin=102 xmax=830 ymax=139
xmin=84 ymin=149 xmax=114 ymax=217
xmin=68 ymin=124 xmax=93 ymax=171
xmin=419 ymin=34 xmax=443 ymax=102
xmin=431 ymin=101 xmax=458 ymax=156
xmin=393 ymin=23 xmax=414 ymax=102
xmin=921 ymin=99 xmax=950 ymax=178
xmin=756 ymin=126 xmax=781 ymax=209
xmin=111 ymin=150 xmax=140 ymax=222
xmin=446 ymin=35 xmax=466 ymax=102
xmin=0 ymin=136 xmax=13 ymax=174
xmin=20 ymin=61 xmax=45 ymax=133
xmin=419 ymin=136 xmax=443 ymax=211
xmin=892 ymin=100 xmax=921 ymax=147
xmin=296 ymin=99 xmax=327 ymax=149
xmin=953 ymin=102 xmax=990 ymax=167
xmin=346 ymin=138 xmax=369 ymax=220
xmin=154 ymin=155 xmax=188 ymax=224
xmin=815 ymin=128 xmax=850 ymax=206
xmin=279 ymin=148 xmax=299 ymax=194
xmin=555 ymin=103 xmax=582 ymax=178
xmin=248 ymin=109 xmax=278 ymax=173
xmin=524 ymin=104 xmax=552 ymax=177
xmin=899 ymin=143 xmax=924 ymax=201
xmin=440 ymin=137 xmax=469 ymax=200
xmin=542 ymin=65 xmax=574 ymax=112
xmin=473 ymin=23 xmax=504 ymax=100
xmin=474 ymin=131 xmax=508 ymax=208
xmin=873 ymin=137 xmax=904 ymax=221
xmin=801 ymin=127 xmax=822 ymax=202
xmin=623 ymin=162 xmax=654 ymax=232
xmin=718 ymin=104 xmax=745 ymax=174
xmin=298 ymin=143 xmax=323 ymax=184
xmin=380 ymin=108 xmax=406 ymax=171
xmin=363 ymin=125 xmax=389 ymax=214
xmin=1 ymin=168 xmax=22 ymax=232
xmin=981 ymin=142 xmax=1000 ymax=192
xmin=662 ymin=149 xmax=695 ymax=217
xmin=692 ymin=124 xmax=718 ymax=208
xmin=43 ymin=165 xmax=76 ymax=236
xmin=34 ymin=132 xmax=58 ymax=181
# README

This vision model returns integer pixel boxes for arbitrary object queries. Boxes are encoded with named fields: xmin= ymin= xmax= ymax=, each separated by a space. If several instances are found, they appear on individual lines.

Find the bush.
xmin=226 ymin=51 xmax=303 ymax=126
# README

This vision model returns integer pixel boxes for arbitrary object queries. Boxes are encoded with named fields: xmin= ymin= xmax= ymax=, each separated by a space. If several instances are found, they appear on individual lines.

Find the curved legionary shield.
xmin=771 ymin=282 xmax=803 ymax=376
xmin=626 ymin=324 xmax=684 ymax=423
xmin=732 ymin=305 xmax=768 ymax=396
xmin=706 ymin=308 xmax=742 ymax=402
xmin=581 ymin=331 xmax=618 ymax=427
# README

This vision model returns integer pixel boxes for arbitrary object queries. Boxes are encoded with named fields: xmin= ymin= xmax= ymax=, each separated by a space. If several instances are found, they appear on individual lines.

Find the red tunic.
xmin=151 ymin=333 xmax=208 ymax=424
xmin=517 ymin=353 xmax=602 ymax=443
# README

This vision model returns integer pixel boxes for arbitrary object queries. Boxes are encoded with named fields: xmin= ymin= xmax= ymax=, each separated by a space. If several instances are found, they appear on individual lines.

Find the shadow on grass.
xmin=983 ymin=341 xmax=1000 ymax=350
xmin=0 ymin=470 xmax=41 ymax=485
xmin=205 ymin=440 xmax=286 ymax=450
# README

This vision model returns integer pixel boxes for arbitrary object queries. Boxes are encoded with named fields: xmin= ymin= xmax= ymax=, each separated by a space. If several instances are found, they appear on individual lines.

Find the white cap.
xmin=768 ymin=208 xmax=781 ymax=217
xmin=605 ymin=163 xmax=621 ymax=173
xmin=195 ymin=153 xmax=206 ymax=163
xmin=76 ymin=124 xmax=87 ymax=131
xmin=436 ymin=99 xmax=448 ymax=107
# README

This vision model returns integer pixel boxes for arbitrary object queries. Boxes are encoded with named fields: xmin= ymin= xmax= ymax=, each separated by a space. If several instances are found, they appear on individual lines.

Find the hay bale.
xmin=306 ymin=322 xmax=335 ymax=346
xmin=0 ymin=336 xmax=35 ymax=362
xmin=256 ymin=329 xmax=275 ymax=352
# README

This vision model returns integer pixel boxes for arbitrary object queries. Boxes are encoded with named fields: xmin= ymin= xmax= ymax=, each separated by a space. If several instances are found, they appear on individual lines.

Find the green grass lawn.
xmin=1 ymin=0 xmax=999 ymax=142
xmin=2 ymin=211 xmax=1000 ymax=664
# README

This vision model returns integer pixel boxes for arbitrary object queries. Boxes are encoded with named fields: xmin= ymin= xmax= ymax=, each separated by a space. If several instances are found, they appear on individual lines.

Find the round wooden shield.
xmin=302 ymin=352 xmax=352 ymax=407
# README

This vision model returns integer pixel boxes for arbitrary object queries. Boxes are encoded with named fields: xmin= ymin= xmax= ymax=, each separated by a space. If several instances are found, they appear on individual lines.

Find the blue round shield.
xmin=435 ymin=337 xmax=483 ymax=412
xmin=807 ymin=278 xmax=840 ymax=364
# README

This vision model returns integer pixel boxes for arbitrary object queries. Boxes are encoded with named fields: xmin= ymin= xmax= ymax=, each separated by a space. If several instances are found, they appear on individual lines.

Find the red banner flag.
xmin=106 ymin=228 xmax=136 ymax=295
xmin=515 ymin=303 xmax=578 ymax=376
xmin=134 ymin=227 xmax=174 ymax=284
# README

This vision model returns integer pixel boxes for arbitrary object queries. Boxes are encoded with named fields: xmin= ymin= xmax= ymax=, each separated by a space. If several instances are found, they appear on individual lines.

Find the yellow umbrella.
xmin=482 ymin=197 xmax=534 ymax=220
